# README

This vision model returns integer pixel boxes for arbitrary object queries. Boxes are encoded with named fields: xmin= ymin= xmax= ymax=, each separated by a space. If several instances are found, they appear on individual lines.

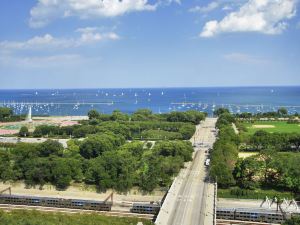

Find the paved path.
xmin=232 ymin=123 xmax=239 ymax=134
xmin=0 ymin=137 xmax=69 ymax=148
xmin=156 ymin=118 xmax=217 ymax=225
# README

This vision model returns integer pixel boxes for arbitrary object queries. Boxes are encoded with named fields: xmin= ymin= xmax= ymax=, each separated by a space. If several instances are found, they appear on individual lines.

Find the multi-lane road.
xmin=156 ymin=118 xmax=217 ymax=225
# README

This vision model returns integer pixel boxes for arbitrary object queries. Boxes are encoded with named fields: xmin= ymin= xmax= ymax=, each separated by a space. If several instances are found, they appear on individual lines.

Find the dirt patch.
xmin=0 ymin=182 xmax=164 ymax=203
xmin=252 ymin=125 xmax=275 ymax=128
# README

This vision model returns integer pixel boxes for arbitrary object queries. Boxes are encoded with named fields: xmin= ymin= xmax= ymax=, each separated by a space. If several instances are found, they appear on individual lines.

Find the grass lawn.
xmin=238 ymin=152 xmax=258 ymax=159
xmin=0 ymin=210 xmax=153 ymax=225
xmin=243 ymin=121 xmax=300 ymax=134
xmin=218 ymin=187 xmax=294 ymax=200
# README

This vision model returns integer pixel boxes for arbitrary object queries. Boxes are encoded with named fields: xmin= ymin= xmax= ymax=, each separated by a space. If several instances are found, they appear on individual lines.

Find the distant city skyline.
xmin=0 ymin=0 xmax=299 ymax=89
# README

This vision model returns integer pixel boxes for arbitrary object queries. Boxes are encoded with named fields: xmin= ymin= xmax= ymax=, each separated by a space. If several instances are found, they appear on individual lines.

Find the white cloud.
xmin=29 ymin=0 xmax=158 ymax=28
xmin=222 ymin=5 xmax=233 ymax=11
xmin=189 ymin=1 xmax=248 ymax=14
xmin=76 ymin=27 xmax=100 ymax=33
xmin=0 ymin=30 xmax=119 ymax=51
xmin=223 ymin=52 xmax=269 ymax=64
xmin=200 ymin=0 xmax=297 ymax=37
xmin=190 ymin=2 xmax=219 ymax=13
xmin=0 ymin=34 xmax=73 ymax=50
xmin=76 ymin=27 xmax=120 ymax=43
xmin=164 ymin=0 xmax=181 ymax=5
xmin=80 ymin=31 xmax=120 ymax=43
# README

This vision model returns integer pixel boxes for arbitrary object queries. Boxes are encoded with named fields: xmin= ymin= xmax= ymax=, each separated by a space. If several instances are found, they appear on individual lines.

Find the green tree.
xmin=96 ymin=122 xmax=131 ymax=139
xmin=214 ymin=108 xmax=230 ymax=116
xmin=87 ymin=110 xmax=100 ymax=120
xmin=79 ymin=133 xmax=125 ymax=159
xmin=260 ymin=149 xmax=278 ymax=185
xmin=0 ymin=107 xmax=13 ymax=119
xmin=65 ymin=139 xmax=81 ymax=157
xmin=166 ymin=111 xmax=205 ymax=124
xmin=24 ymin=158 xmax=51 ymax=188
xmin=179 ymin=124 xmax=196 ymax=139
xmin=250 ymin=130 xmax=271 ymax=150
xmin=138 ymin=155 xmax=161 ymax=192
xmin=216 ymin=113 xmax=235 ymax=128
xmin=72 ymin=125 xmax=97 ymax=138
xmin=37 ymin=140 xmax=63 ymax=157
xmin=118 ymin=142 xmax=145 ymax=159
xmin=0 ymin=151 xmax=14 ymax=182
xmin=33 ymin=126 xmax=43 ymax=137
xmin=131 ymin=109 xmax=156 ymax=121
xmin=210 ymin=162 xmax=235 ymax=188
xmin=277 ymin=107 xmax=288 ymax=116
xmin=19 ymin=126 xmax=29 ymax=137
xmin=111 ymin=110 xmax=129 ymax=121
xmin=289 ymin=133 xmax=300 ymax=151
xmin=233 ymin=157 xmax=262 ymax=189
xmin=51 ymin=158 xmax=72 ymax=190
xmin=153 ymin=141 xmax=193 ymax=162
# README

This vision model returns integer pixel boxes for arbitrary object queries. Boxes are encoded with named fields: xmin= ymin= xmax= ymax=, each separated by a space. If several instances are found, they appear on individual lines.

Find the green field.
xmin=243 ymin=121 xmax=300 ymax=134
xmin=0 ymin=210 xmax=153 ymax=225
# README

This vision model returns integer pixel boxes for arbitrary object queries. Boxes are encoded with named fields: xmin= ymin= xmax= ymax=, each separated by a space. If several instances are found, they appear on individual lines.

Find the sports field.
xmin=243 ymin=121 xmax=300 ymax=134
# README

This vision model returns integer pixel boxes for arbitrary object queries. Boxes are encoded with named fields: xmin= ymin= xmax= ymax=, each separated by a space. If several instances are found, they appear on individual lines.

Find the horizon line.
xmin=1 ymin=85 xmax=300 ymax=91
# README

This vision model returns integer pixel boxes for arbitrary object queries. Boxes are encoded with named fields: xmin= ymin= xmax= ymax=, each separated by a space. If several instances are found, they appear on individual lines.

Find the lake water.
xmin=0 ymin=87 xmax=299 ymax=116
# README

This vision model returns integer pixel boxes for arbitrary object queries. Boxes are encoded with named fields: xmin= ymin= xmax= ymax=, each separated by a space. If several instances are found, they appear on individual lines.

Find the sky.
xmin=0 ymin=0 xmax=299 ymax=89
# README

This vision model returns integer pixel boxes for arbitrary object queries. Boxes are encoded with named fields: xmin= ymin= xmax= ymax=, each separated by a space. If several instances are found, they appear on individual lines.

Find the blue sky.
xmin=0 ymin=0 xmax=299 ymax=89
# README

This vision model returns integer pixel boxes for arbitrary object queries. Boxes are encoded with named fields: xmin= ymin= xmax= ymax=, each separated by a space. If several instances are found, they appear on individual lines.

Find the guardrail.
xmin=213 ymin=182 xmax=217 ymax=225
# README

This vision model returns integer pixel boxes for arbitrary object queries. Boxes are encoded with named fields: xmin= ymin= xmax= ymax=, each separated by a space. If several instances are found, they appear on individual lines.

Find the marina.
xmin=0 ymin=87 xmax=300 ymax=116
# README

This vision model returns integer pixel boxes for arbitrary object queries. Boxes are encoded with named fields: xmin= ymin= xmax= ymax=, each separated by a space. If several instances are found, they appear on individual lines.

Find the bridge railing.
xmin=213 ymin=182 xmax=217 ymax=225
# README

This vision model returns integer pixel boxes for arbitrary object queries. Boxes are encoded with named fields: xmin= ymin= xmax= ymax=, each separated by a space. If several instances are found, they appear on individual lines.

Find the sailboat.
xmin=134 ymin=93 xmax=138 ymax=104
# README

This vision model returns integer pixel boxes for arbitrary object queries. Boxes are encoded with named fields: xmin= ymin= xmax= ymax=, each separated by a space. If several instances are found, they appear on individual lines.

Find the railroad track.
xmin=0 ymin=204 xmax=153 ymax=220
xmin=217 ymin=219 xmax=280 ymax=225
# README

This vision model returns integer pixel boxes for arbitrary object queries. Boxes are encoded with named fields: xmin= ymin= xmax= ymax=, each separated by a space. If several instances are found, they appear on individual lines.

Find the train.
xmin=130 ymin=203 xmax=161 ymax=214
xmin=0 ymin=193 xmax=161 ymax=215
xmin=0 ymin=194 xmax=112 ymax=211
xmin=217 ymin=207 xmax=300 ymax=224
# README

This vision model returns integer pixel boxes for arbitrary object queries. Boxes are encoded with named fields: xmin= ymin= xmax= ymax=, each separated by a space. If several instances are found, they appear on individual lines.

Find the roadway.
xmin=156 ymin=118 xmax=217 ymax=225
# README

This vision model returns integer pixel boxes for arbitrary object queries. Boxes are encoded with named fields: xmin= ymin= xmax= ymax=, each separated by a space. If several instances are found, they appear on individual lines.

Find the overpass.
xmin=155 ymin=118 xmax=217 ymax=225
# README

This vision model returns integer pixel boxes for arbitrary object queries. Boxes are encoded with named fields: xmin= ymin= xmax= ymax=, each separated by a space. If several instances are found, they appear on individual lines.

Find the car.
xmin=205 ymin=159 xmax=210 ymax=166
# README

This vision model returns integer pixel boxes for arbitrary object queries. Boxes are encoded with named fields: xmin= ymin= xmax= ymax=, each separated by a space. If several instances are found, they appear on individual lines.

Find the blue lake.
xmin=0 ymin=87 xmax=299 ymax=116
